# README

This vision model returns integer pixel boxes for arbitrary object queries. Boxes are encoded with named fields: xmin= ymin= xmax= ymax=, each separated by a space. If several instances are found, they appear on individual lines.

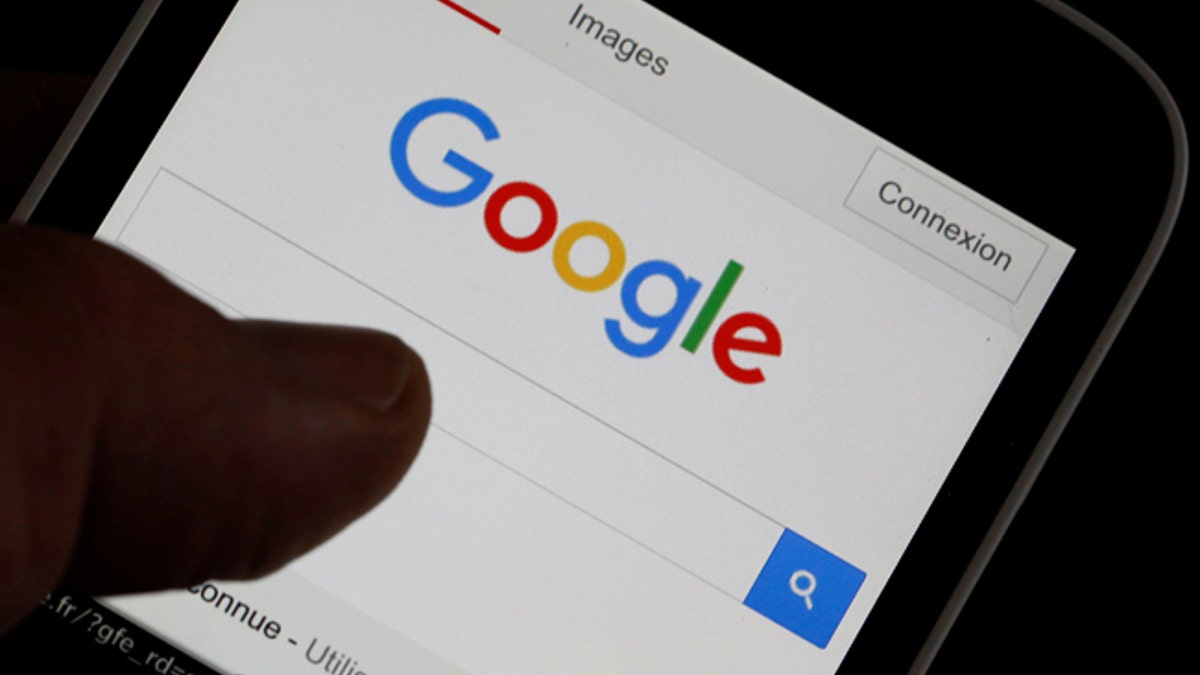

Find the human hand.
xmin=0 ymin=73 xmax=432 ymax=632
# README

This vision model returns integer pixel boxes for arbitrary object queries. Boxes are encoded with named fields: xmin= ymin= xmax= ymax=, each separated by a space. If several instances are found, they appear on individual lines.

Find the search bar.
xmin=114 ymin=168 xmax=865 ymax=649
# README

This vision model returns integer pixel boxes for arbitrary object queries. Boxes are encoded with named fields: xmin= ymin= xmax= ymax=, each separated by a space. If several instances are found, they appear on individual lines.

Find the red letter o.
xmin=484 ymin=181 xmax=558 ymax=253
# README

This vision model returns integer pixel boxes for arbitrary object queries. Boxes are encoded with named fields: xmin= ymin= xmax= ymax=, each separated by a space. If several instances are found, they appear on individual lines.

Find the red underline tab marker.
xmin=437 ymin=0 xmax=501 ymax=35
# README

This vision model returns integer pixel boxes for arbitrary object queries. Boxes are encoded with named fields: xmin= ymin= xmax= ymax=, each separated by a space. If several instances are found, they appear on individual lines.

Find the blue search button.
xmin=744 ymin=529 xmax=866 ymax=649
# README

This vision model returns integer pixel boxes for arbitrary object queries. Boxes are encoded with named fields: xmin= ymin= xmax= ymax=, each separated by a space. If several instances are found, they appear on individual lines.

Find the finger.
xmin=0 ymin=72 xmax=92 ymax=214
xmin=0 ymin=223 xmax=431 ymax=630
xmin=239 ymin=320 xmax=415 ymax=411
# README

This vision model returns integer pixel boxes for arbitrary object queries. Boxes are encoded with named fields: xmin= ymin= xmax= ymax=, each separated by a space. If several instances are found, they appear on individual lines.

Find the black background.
xmin=1 ymin=1 xmax=1191 ymax=671
xmin=932 ymin=1 xmax=1190 ymax=669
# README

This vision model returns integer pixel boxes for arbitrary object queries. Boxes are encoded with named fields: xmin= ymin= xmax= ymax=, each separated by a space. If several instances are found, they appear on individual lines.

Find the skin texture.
xmin=0 ymin=74 xmax=432 ymax=632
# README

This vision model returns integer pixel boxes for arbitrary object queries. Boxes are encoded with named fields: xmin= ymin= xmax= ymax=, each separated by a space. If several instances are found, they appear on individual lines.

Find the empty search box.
xmin=845 ymin=149 xmax=1046 ymax=302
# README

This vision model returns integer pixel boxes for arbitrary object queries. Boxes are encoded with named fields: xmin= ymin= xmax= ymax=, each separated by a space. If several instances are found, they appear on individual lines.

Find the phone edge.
xmin=906 ymin=2 xmax=1189 ymax=672
xmin=9 ymin=0 xmax=163 ymax=225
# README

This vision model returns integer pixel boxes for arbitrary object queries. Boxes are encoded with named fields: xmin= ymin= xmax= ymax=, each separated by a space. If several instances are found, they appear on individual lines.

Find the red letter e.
xmin=712 ymin=313 xmax=782 ymax=385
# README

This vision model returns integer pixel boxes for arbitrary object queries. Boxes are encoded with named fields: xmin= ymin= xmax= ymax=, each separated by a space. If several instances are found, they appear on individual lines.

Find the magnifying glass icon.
xmin=790 ymin=569 xmax=817 ymax=610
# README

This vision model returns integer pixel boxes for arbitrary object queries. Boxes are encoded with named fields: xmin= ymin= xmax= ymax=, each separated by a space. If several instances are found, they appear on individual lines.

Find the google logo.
xmin=390 ymin=98 xmax=782 ymax=384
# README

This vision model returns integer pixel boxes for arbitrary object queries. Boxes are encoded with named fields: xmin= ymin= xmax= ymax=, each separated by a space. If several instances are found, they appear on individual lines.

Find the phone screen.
xmin=84 ymin=1 xmax=1073 ymax=672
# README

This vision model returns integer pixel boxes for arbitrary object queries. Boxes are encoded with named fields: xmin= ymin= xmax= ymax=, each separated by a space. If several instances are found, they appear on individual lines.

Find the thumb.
xmin=0 ymin=223 xmax=431 ymax=630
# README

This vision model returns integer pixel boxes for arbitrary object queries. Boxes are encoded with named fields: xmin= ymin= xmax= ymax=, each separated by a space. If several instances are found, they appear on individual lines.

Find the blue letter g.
xmin=391 ymin=98 xmax=499 ymax=207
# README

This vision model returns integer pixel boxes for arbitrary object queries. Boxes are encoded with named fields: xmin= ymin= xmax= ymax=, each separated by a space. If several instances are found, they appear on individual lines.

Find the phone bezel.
xmin=17 ymin=1 xmax=1184 ymax=672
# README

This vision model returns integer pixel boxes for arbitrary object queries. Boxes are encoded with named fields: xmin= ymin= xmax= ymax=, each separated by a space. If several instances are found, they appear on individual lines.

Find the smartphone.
xmin=8 ymin=1 xmax=1185 ymax=673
